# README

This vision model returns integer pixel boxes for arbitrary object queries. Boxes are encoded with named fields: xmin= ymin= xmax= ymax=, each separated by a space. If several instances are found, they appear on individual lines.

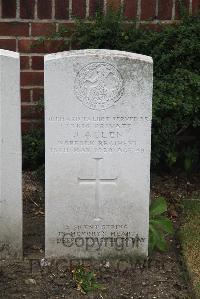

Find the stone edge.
xmin=44 ymin=49 xmax=153 ymax=64
xmin=0 ymin=49 xmax=19 ymax=59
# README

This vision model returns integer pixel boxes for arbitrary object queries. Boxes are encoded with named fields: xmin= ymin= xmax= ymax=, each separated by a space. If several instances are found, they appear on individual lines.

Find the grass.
xmin=180 ymin=199 xmax=200 ymax=298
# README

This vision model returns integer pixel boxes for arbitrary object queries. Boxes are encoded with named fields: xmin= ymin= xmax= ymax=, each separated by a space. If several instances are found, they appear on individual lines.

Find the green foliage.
xmin=72 ymin=265 xmax=104 ymax=294
xmin=71 ymin=11 xmax=200 ymax=172
xmin=33 ymin=25 xmax=70 ymax=52
xmin=22 ymin=128 xmax=45 ymax=170
xmin=34 ymin=9 xmax=200 ymax=172
xmin=149 ymin=197 xmax=174 ymax=254
xmin=70 ymin=10 xmax=127 ymax=50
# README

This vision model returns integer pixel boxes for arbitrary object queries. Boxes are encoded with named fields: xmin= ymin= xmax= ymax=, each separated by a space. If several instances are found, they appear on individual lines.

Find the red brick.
xmin=192 ymin=0 xmax=200 ymax=14
xmin=21 ymin=120 xmax=44 ymax=133
xmin=89 ymin=0 xmax=104 ymax=16
xmin=107 ymin=0 xmax=121 ymax=10
xmin=31 ymin=23 xmax=56 ymax=36
xmin=19 ymin=39 xmax=43 ymax=53
xmin=21 ymin=121 xmax=32 ymax=133
xmin=0 ymin=22 xmax=29 ymax=36
xmin=21 ymin=120 xmax=43 ymax=133
xmin=175 ymin=0 xmax=190 ymax=19
xmin=20 ymin=0 xmax=35 ymax=19
xmin=32 ymin=56 xmax=44 ymax=70
xmin=21 ymin=88 xmax=31 ymax=102
xmin=44 ymin=39 xmax=68 ymax=52
xmin=0 ymin=39 xmax=16 ymax=51
xmin=19 ymin=39 xmax=66 ymax=53
xmin=21 ymin=104 xmax=43 ymax=119
xmin=72 ymin=0 xmax=86 ymax=18
xmin=44 ymin=39 xmax=69 ymax=52
xmin=2 ymin=0 xmax=16 ymax=18
xmin=141 ymin=0 xmax=156 ymax=20
xmin=21 ymin=71 xmax=44 ymax=86
xmin=158 ymin=0 xmax=173 ymax=20
xmin=124 ymin=0 xmax=137 ymax=19
xmin=55 ymin=0 xmax=69 ymax=19
xmin=20 ymin=56 xmax=30 ymax=69
xmin=38 ymin=0 xmax=52 ymax=19
xmin=32 ymin=88 xmax=44 ymax=101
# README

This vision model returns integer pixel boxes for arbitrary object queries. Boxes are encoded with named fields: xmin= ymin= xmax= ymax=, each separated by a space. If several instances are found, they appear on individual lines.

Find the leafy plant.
xmin=22 ymin=128 xmax=45 ymax=170
xmin=72 ymin=265 xmax=104 ymax=294
xmin=72 ymin=11 xmax=200 ymax=172
xmin=32 ymin=25 xmax=70 ymax=52
xmin=149 ymin=197 xmax=174 ymax=254
xmin=33 ymin=8 xmax=200 ymax=173
xmin=70 ymin=9 xmax=127 ymax=50
xmin=181 ymin=145 xmax=200 ymax=174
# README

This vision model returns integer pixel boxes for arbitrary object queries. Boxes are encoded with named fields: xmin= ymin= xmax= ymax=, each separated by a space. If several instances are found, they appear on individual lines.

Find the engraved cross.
xmin=78 ymin=158 xmax=118 ymax=221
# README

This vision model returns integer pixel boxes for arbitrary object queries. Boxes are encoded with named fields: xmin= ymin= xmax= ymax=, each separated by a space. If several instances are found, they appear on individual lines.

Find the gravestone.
xmin=0 ymin=50 xmax=22 ymax=258
xmin=45 ymin=49 xmax=153 ymax=258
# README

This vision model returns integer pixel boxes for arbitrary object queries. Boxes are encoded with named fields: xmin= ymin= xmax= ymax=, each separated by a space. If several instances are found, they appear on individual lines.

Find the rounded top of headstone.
xmin=0 ymin=49 xmax=19 ymax=58
xmin=45 ymin=49 xmax=153 ymax=64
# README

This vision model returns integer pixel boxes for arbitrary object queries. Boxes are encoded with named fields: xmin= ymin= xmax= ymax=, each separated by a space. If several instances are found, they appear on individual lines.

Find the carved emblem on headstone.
xmin=74 ymin=62 xmax=124 ymax=110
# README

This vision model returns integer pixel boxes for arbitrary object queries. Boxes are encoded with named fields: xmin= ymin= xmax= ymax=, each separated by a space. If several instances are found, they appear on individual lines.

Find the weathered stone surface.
xmin=45 ymin=49 xmax=153 ymax=258
xmin=0 ymin=49 xmax=22 ymax=258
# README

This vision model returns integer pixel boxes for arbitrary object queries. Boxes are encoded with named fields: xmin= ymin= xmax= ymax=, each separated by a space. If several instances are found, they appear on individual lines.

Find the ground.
xmin=180 ymin=200 xmax=200 ymax=298
xmin=0 ymin=171 xmax=200 ymax=299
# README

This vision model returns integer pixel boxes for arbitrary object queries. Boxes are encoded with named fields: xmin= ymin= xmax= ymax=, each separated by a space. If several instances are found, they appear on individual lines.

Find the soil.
xmin=0 ymin=171 xmax=200 ymax=299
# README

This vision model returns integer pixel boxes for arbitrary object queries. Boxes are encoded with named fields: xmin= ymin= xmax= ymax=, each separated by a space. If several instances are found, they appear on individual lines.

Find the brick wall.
xmin=0 ymin=0 xmax=199 ymax=132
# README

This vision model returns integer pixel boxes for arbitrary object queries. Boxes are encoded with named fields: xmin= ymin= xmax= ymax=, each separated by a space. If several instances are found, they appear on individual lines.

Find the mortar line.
xmin=29 ymin=55 xmax=32 ymax=69
xmin=35 ymin=0 xmax=38 ymax=19
xmin=30 ymin=89 xmax=33 ymax=102
xmin=69 ymin=0 xmax=72 ymax=20
xmin=189 ymin=0 xmax=192 ymax=14
xmin=29 ymin=22 xmax=32 ymax=37
xmin=155 ymin=0 xmax=159 ymax=18
xmin=86 ymin=0 xmax=90 ymax=18
xmin=16 ymin=38 xmax=19 ymax=52
xmin=0 ymin=0 xmax=2 ymax=18
xmin=104 ymin=0 xmax=107 ymax=14
xmin=136 ymin=0 xmax=141 ymax=28
xmin=172 ymin=0 xmax=176 ymax=20
xmin=52 ymin=0 xmax=55 ymax=19
xmin=16 ymin=0 xmax=20 ymax=18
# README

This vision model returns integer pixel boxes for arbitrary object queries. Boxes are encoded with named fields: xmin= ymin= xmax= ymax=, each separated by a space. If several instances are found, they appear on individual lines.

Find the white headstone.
xmin=45 ymin=49 xmax=153 ymax=259
xmin=0 ymin=49 xmax=22 ymax=258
